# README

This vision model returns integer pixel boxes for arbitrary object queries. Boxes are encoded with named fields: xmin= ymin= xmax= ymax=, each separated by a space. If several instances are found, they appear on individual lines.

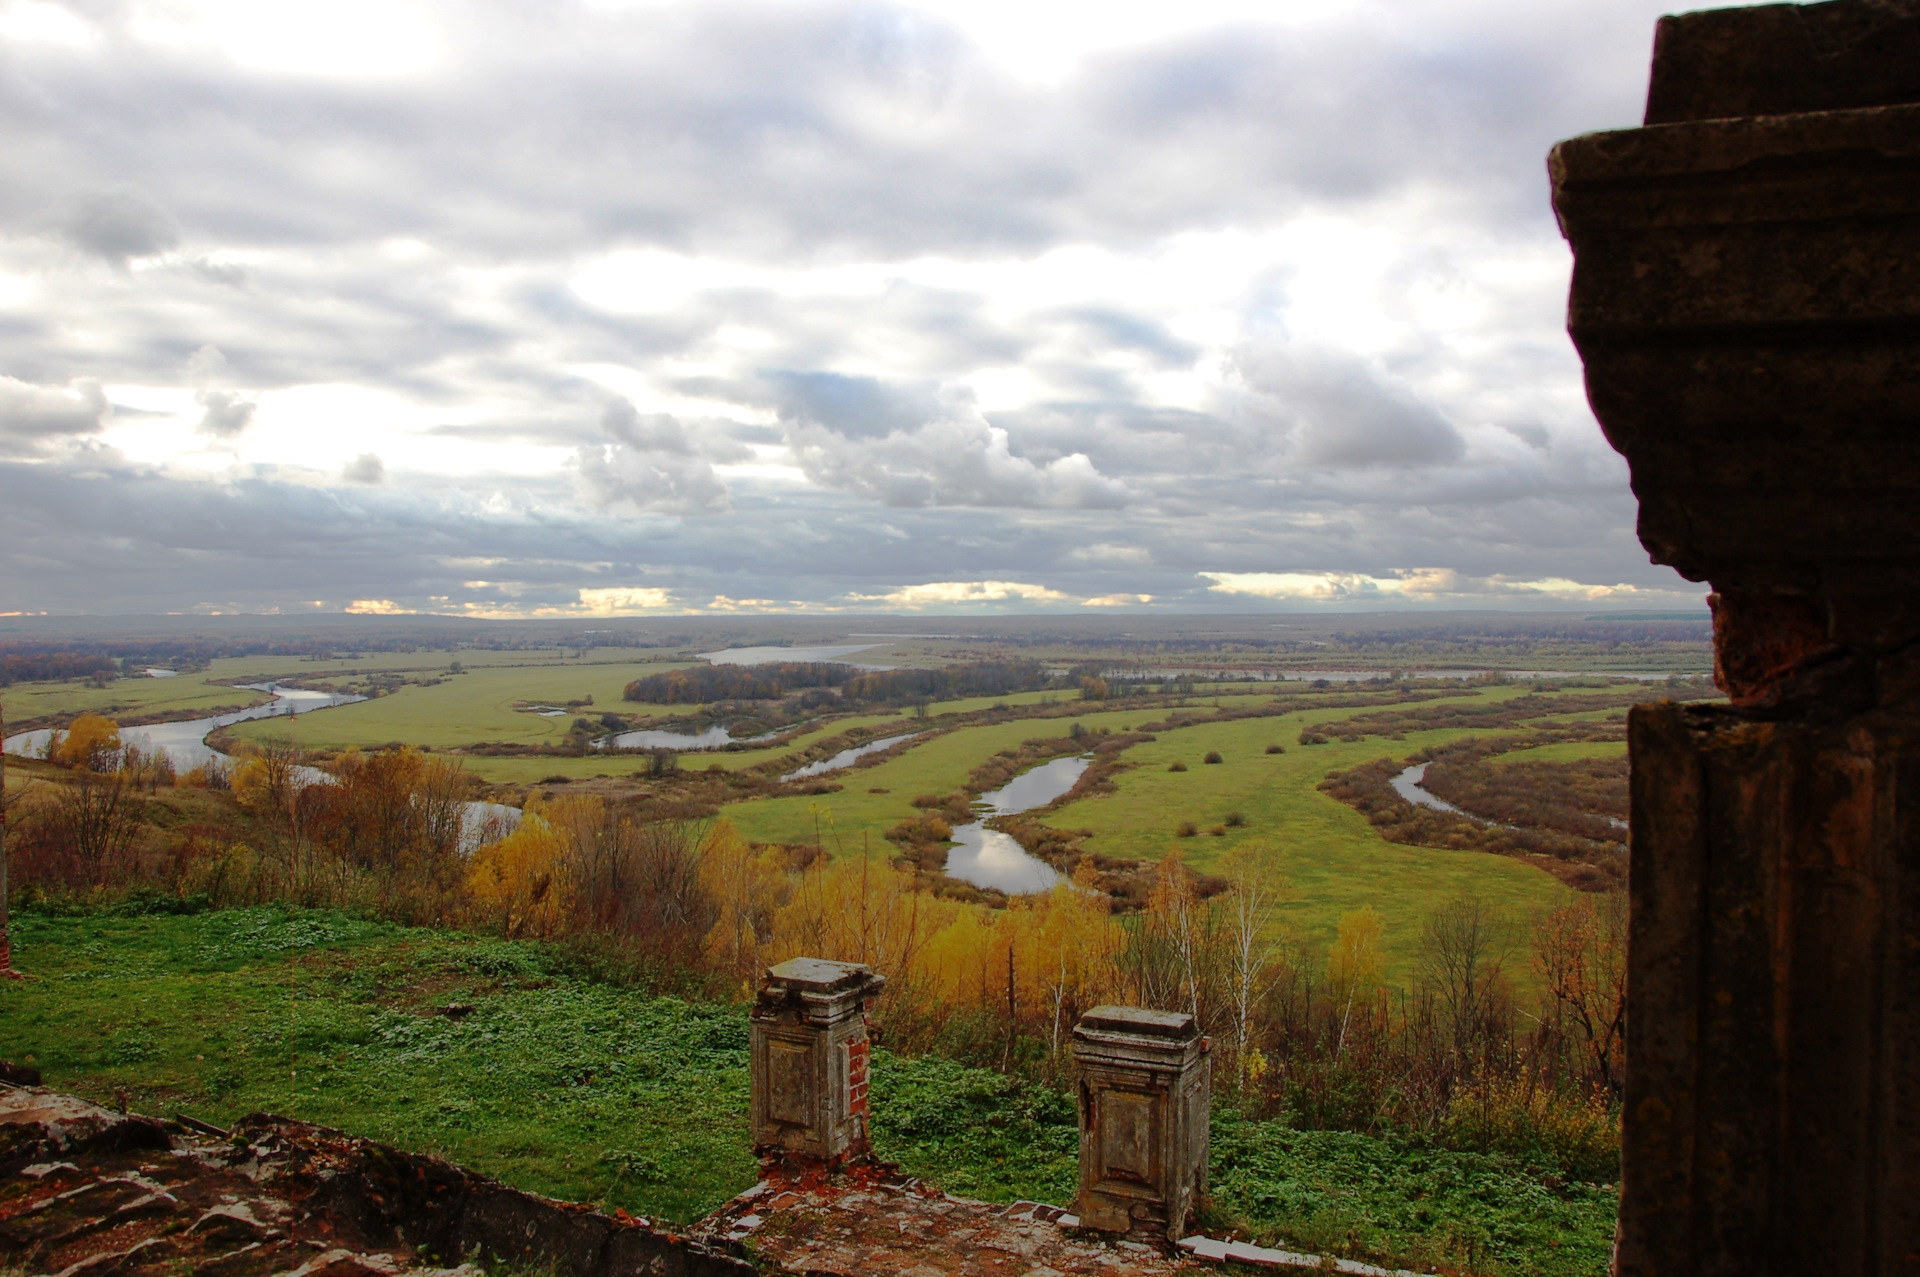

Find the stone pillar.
xmin=749 ymin=957 xmax=885 ymax=1167
xmin=1550 ymin=3 xmax=1920 ymax=1272
xmin=1070 ymin=1006 xmax=1210 ymax=1240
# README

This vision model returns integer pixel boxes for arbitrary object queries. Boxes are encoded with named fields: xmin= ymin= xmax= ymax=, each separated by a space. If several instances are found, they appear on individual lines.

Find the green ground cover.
xmin=1 ymin=908 xmax=1614 ymax=1275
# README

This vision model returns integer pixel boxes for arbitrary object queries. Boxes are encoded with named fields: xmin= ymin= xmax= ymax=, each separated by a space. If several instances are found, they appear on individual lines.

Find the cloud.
xmin=1227 ymin=342 xmax=1465 ymax=469
xmin=572 ymin=398 xmax=753 ymax=512
xmin=853 ymin=580 xmax=1070 ymax=607
xmin=342 ymin=452 xmax=386 ymax=484
xmin=0 ymin=0 xmax=1706 ymax=615
xmin=1200 ymin=569 xmax=1675 ymax=605
xmin=197 ymin=390 xmax=258 ymax=438
xmin=0 ymin=377 xmax=110 ymax=451
xmin=790 ymin=412 xmax=1130 ymax=509
xmin=579 ymin=585 xmax=673 ymax=612
xmin=345 ymin=598 xmax=406 ymax=614
xmin=1084 ymin=593 xmax=1153 ymax=606
xmin=763 ymin=370 xmax=944 ymax=439
xmin=53 ymin=186 xmax=180 ymax=266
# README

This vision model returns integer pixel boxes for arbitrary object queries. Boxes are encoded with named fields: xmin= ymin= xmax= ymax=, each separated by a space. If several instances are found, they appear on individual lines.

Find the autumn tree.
xmin=49 ymin=714 xmax=121 ymax=771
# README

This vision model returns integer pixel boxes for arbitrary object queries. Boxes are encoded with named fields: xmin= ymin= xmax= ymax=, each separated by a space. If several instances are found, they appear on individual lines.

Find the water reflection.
xmin=3 ymin=683 xmax=362 ymax=771
xmin=599 ymin=724 xmax=779 ymax=751
xmin=782 ymin=733 xmax=920 ymax=781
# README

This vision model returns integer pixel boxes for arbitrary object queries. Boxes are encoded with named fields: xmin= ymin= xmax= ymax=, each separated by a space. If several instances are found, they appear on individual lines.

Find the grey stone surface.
xmin=749 ymin=956 xmax=885 ymax=1166
xmin=1071 ymin=1006 xmax=1210 ymax=1241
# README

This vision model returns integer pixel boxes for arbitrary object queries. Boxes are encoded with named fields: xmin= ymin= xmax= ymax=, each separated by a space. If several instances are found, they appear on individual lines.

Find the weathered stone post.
xmin=749 ymin=957 xmax=885 ymax=1167
xmin=1070 ymin=1006 xmax=1210 ymax=1240
xmin=1551 ymin=2 xmax=1920 ymax=1272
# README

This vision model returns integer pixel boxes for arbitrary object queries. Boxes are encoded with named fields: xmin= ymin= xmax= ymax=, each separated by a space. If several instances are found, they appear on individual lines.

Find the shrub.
xmin=1168 ymin=761 xmax=1188 ymax=773
xmin=1208 ymin=825 xmax=1227 ymax=837
xmin=1224 ymin=811 xmax=1246 ymax=827
xmin=1265 ymin=743 xmax=1286 ymax=755
xmin=1204 ymin=751 xmax=1223 ymax=765
xmin=1176 ymin=821 xmax=1197 ymax=837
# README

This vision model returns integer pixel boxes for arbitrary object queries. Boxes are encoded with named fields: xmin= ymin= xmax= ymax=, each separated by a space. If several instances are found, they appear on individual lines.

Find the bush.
xmin=1208 ymin=825 xmax=1227 ymax=837
xmin=1224 ymin=811 xmax=1246 ymax=827
xmin=1168 ymin=761 xmax=1188 ymax=772
xmin=1204 ymin=751 xmax=1223 ymax=765
xmin=1176 ymin=821 xmax=1197 ymax=837
xmin=1266 ymin=743 xmax=1286 ymax=755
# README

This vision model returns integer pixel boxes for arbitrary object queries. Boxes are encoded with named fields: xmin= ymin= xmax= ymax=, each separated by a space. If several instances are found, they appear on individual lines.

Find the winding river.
xmin=3 ymin=684 xmax=519 ymax=850
xmin=943 ymin=754 xmax=1091 ymax=895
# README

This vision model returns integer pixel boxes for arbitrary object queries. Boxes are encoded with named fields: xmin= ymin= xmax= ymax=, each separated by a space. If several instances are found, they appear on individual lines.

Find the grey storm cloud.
xmin=0 ymin=0 xmax=1705 ymax=614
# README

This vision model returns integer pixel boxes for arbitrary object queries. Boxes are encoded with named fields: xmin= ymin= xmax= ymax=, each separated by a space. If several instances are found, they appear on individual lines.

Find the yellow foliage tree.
xmin=1328 ymin=904 xmax=1385 ymax=1052
xmin=698 ymin=819 xmax=789 ymax=989
xmin=49 ymin=714 xmax=120 ymax=771
xmin=466 ymin=809 xmax=568 ymax=938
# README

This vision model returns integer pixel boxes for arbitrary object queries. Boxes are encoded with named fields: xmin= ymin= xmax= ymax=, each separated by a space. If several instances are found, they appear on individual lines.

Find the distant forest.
xmin=624 ymin=659 xmax=1053 ymax=706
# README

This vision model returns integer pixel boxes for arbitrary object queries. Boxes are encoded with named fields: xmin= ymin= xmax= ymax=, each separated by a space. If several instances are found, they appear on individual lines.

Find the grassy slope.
xmin=0 ymin=909 xmax=1613 ymax=1276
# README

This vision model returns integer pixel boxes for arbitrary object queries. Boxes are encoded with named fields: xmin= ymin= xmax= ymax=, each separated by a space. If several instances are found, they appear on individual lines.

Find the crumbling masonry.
xmin=1551 ymin=0 xmax=1920 ymax=1271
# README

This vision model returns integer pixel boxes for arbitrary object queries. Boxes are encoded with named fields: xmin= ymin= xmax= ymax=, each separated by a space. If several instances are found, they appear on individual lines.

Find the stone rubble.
xmin=698 ymin=1159 xmax=1196 ymax=1275
xmin=0 ymin=1086 xmax=749 ymax=1277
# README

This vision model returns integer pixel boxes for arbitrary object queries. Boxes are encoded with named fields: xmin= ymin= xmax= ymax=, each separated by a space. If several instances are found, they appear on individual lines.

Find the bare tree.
xmin=1222 ymin=847 xmax=1289 ymax=1091
xmin=52 ymin=770 xmax=140 ymax=888
xmin=1418 ymin=895 xmax=1511 ymax=1063
xmin=1533 ymin=892 xmax=1628 ymax=1096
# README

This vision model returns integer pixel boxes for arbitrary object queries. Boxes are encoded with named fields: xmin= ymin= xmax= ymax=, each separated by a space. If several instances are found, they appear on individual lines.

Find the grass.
xmin=1 ymin=907 xmax=756 ymax=1223
xmin=1 ymin=908 xmax=1615 ymax=1276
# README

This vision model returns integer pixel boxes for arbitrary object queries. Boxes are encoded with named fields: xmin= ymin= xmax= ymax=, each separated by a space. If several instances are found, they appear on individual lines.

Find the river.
xmin=943 ymin=754 xmax=1090 ymax=895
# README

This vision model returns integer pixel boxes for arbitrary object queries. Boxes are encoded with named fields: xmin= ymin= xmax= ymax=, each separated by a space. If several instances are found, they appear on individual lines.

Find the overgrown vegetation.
xmin=0 ymin=908 xmax=1616 ymax=1275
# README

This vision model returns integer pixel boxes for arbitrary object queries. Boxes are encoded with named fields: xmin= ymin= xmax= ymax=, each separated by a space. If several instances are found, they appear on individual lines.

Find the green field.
xmin=0 ymin=908 xmax=1615 ymax=1275
xmin=1037 ymin=689 xmax=1571 ymax=981
xmin=221 ymin=660 xmax=694 ymax=752
xmin=722 ymin=705 xmax=1152 ymax=847
xmin=2 ymin=671 xmax=273 ymax=729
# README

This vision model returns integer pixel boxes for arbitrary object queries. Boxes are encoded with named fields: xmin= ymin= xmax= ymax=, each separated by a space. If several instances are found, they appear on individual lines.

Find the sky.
xmin=0 ymin=0 xmax=1717 ymax=618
